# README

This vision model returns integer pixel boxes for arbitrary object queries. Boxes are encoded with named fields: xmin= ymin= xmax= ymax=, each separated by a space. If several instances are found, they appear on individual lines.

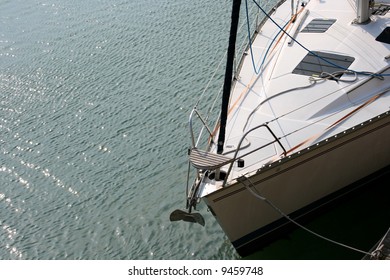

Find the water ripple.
xmin=0 ymin=0 xmax=244 ymax=260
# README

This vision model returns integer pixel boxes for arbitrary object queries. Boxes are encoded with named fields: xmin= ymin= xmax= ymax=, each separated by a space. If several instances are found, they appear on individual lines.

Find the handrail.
xmin=189 ymin=2 xmax=287 ymax=151
xmin=223 ymin=123 xmax=286 ymax=186
xmin=189 ymin=108 xmax=214 ymax=148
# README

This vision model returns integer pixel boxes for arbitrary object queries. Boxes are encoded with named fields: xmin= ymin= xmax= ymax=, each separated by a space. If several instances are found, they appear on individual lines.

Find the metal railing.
xmin=223 ymin=123 xmax=286 ymax=186
xmin=189 ymin=107 xmax=287 ymax=187
xmin=188 ymin=108 xmax=215 ymax=149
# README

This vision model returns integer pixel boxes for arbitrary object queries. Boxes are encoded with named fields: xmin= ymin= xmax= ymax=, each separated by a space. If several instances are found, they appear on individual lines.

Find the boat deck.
xmin=182 ymin=0 xmax=390 ymax=257
xmin=220 ymin=0 xmax=390 ymax=179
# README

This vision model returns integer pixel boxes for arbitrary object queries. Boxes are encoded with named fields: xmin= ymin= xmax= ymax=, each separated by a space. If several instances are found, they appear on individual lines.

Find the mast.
xmin=356 ymin=0 xmax=371 ymax=24
xmin=217 ymin=0 xmax=242 ymax=154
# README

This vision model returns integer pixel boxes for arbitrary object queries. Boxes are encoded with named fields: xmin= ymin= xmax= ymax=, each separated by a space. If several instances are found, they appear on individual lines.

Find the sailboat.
xmin=170 ymin=0 xmax=390 ymax=257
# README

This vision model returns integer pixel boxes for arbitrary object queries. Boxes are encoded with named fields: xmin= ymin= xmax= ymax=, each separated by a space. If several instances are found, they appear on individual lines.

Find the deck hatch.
xmin=372 ymin=4 xmax=390 ymax=16
xmin=292 ymin=51 xmax=355 ymax=76
xmin=301 ymin=19 xmax=336 ymax=33
xmin=376 ymin=27 xmax=390 ymax=44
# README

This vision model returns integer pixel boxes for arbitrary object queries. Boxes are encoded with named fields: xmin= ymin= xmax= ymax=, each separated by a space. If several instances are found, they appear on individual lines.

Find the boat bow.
xmin=171 ymin=0 xmax=390 ymax=256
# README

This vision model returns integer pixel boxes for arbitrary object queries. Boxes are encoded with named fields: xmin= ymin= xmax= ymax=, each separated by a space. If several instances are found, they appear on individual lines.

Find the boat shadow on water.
xmin=244 ymin=167 xmax=390 ymax=260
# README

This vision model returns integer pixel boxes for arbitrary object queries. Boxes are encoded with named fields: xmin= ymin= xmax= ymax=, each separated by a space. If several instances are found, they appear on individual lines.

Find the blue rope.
xmin=247 ymin=0 xmax=389 ymax=78
xmin=245 ymin=0 xmax=290 ymax=74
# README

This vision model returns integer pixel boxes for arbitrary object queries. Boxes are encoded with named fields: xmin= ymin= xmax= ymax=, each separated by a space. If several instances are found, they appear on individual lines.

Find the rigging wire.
xmin=195 ymin=1 xmax=260 ymax=109
xmin=242 ymin=78 xmax=316 ymax=131
xmin=245 ymin=0 xmax=290 ymax=74
xmin=192 ymin=1 xmax=260 ymax=147
xmin=247 ymin=0 xmax=389 ymax=78
xmin=242 ymin=70 xmax=358 ymax=131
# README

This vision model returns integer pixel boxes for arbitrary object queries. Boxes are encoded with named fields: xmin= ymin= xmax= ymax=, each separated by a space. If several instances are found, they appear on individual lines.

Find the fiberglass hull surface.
xmin=204 ymin=112 xmax=390 ymax=256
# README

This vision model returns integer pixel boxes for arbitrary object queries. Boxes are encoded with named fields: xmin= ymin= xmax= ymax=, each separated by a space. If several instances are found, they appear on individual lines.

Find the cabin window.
xmin=292 ymin=51 xmax=355 ymax=77
xmin=301 ymin=19 xmax=336 ymax=33
xmin=376 ymin=27 xmax=390 ymax=44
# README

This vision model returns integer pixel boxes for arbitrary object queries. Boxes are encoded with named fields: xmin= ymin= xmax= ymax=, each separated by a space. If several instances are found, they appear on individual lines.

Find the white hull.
xmin=204 ymin=111 xmax=389 ymax=254
xmin=173 ymin=0 xmax=390 ymax=257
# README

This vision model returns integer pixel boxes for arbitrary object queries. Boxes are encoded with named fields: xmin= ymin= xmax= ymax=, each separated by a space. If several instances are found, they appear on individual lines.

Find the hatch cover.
xmin=372 ymin=4 xmax=390 ymax=16
xmin=376 ymin=27 xmax=390 ymax=44
xmin=301 ymin=19 xmax=336 ymax=33
xmin=293 ymin=51 xmax=355 ymax=76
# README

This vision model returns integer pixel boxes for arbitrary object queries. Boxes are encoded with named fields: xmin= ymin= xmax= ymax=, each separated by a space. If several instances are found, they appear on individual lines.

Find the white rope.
xmin=239 ymin=175 xmax=375 ymax=257
xmin=370 ymin=227 xmax=390 ymax=259
xmin=309 ymin=70 xmax=358 ymax=83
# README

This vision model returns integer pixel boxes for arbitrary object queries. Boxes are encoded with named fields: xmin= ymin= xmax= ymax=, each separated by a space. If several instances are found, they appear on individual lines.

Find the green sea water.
xmin=1 ymin=0 xmax=389 ymax=260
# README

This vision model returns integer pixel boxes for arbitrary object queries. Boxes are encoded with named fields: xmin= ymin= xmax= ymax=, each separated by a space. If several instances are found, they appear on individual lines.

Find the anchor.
xmin=169 ymin=177 xmax=205 ymax=227
xmin=169 ymin=159 xmax=206 ymax=226
xmin=169 ymin=209 xmax=205 ymax=226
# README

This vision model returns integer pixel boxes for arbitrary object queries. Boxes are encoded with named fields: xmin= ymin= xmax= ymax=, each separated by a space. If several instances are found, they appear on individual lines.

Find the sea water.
xmin=1 ymin=0 xmax=389 ymax=260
